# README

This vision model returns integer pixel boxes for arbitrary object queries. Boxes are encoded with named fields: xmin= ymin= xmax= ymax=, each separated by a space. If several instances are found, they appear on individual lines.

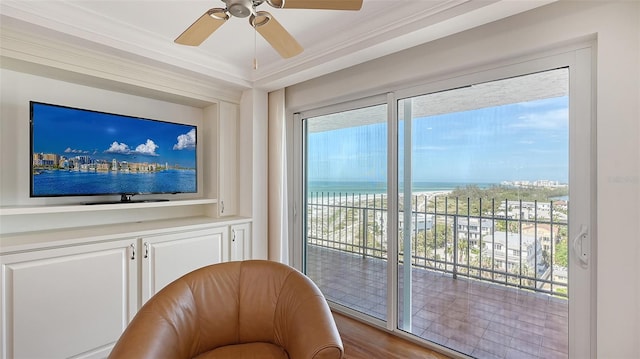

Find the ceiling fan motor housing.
xmin=224 ymin=0 xmax=255 ymax=18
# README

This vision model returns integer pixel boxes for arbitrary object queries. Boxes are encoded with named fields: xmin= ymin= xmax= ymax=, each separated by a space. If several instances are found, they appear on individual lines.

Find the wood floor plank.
xmin=333 ymin=312 xmax=452 ymax=359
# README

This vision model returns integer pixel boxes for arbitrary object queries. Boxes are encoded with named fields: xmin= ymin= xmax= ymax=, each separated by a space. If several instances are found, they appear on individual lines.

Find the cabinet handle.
xmin=130 ymin=244 xmax=135 ymax=260
xmin=144 ymin=242 xmax=149 ymax=259
xmin=221 ymin=201 xmax=225 ymax=214
xmin=232 ymin=229 xmax=236 ymax=242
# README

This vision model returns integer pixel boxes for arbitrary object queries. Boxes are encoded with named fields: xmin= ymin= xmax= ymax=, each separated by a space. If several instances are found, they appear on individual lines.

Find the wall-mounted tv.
xmin=30 ymin=101 xmax=197 ymax=203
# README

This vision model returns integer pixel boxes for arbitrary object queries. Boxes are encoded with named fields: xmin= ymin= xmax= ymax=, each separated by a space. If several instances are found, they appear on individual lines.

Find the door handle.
xmin=572 ymin=224 xmax=589 ymax=267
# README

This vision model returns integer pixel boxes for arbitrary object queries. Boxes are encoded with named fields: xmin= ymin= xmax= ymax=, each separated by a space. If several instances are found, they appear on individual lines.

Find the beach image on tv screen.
xmin=30 ymin=102 xmax=197 ymax=197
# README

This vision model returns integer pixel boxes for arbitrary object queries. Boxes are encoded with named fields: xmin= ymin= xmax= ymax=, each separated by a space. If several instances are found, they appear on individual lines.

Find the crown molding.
xmin=0 ymin=0 xmax=254 ymax=88
xmin=0 ymin=23 xmax=246 ymax=106
xmin=1 ymin=0 xmax=556 ymax=93
xmin=254 ymin=0 xmax=557 ymax=90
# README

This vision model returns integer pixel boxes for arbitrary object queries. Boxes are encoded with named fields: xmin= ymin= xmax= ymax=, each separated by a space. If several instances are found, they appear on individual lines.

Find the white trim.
xmin=386 ymin=91 xmax=399 ymax=332
xmin=0 ymin=26 xmax=246 ymax=106
xmin=291 ymin=112 xmax=303 ymax=270
xmin=568 ymin=45 xmax=597 ymax=359
xmin=297 ymin=94 xmax=388 ymax=121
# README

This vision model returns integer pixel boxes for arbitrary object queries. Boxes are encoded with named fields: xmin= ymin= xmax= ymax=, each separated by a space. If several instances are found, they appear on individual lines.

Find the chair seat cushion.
xmin=195 ymin=342 xmax=289 ymax=359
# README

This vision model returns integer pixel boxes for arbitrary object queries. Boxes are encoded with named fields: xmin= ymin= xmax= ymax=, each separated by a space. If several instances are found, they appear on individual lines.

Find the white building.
xmin=482 ymin=231 xmax=546 ymax=276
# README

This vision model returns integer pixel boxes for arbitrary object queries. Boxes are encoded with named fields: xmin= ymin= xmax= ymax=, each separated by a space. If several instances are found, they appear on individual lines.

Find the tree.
xmin=554 ymin=238 xmax=568 ymax=267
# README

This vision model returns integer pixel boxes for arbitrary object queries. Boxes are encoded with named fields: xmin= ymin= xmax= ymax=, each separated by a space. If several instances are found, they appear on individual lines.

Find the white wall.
xmin=286 ymin=1 xmax=640 ymax=357
xmin=239 ymin=88 xmax=269 ymax=260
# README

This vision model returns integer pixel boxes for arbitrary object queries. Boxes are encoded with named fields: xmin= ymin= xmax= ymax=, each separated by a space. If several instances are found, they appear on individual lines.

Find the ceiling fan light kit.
xmin=175 ymin=0 xmax=363 ymax=58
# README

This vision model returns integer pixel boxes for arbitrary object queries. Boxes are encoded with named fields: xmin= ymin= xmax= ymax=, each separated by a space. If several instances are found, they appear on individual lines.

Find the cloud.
xmin=105 ymin=141 xmax=132 ymax=154
xmin=414 ymin=145 xmax=449 ymax=151
xmin=173 ymin=129 xmax=196 ymax=150
xmin=105 ymin=140 xmax=159 ymax=156
xmin=135 ymin=139 xmax=159 ymax=156
xmin=64 ymin=147 xmax=89 ymax=154
xmin=510 ymin=108 xmax=568 ymax=130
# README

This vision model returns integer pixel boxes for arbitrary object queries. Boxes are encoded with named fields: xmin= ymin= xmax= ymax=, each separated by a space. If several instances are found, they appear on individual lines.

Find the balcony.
xmin=305 ymin=192 xmax=569 ymax=358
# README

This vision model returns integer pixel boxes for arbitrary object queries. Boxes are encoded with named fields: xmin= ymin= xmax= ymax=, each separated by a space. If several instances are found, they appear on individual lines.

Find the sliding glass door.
xmin=303 ymin=101 xmax=389 ymax=321
xmin=299 ymin=49 xmax=594 ymax=359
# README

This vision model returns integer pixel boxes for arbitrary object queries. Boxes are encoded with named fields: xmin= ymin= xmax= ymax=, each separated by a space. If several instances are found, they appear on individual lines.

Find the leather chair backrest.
xmin=109 ymin=260 xmax=343 ymax=359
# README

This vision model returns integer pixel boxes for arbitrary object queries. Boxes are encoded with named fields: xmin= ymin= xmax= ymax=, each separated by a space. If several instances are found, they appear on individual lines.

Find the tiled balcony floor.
xmin=306 ymin=245 xmax=568 ymax=359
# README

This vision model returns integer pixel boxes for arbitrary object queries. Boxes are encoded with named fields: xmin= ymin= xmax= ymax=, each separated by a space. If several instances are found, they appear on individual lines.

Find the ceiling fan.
xmin=175 ymin=0 xmax=363 ymax=59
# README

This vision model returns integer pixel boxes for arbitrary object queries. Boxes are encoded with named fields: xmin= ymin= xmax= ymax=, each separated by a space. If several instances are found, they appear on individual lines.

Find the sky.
xmin=307 ymin=96 xmax=568 ymax=184
xmin=31 ymin=103 xmax=197 ymax=168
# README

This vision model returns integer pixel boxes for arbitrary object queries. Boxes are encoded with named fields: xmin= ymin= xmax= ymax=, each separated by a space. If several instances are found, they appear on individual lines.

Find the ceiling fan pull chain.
xmin=253 ymin=26 xmax=258 ymax=70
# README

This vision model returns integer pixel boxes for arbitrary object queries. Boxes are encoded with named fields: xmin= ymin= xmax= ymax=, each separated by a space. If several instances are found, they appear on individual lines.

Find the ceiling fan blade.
xmin=175 ymin=9 xmax=229 ymax=46
xmin=251 ymin=11 xmax=303 ymax=59
xmin=267 ymin=0 xmax=362 ymax=10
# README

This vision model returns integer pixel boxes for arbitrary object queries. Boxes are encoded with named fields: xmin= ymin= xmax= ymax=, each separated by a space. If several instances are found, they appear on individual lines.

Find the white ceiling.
xmin=0 ymin=0 xmax=555 ymax=91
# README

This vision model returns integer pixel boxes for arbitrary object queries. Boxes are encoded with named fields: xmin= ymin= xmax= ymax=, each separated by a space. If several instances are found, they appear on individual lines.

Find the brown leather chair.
xmin=108 ymin=260 xmax=343 ymax=359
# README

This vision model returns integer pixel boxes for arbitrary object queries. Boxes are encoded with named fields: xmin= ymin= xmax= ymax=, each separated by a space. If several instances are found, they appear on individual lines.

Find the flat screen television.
xmin=30 ymin=101 xmax=197 ymax=204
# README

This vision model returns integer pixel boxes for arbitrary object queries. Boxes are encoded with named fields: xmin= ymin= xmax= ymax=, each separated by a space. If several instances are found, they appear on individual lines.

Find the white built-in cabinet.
xmin=230 ymin=222 xmax=252 ymax=262
xmin=141 ymin=226 xmax=228 ymax=303
xmin=0 ymin=218 xmax=252 ymax=359
xmin=1 ymin=238 xmax=137 ymax=359
xmin=0 ymin=97 xmax=250 ymax=358
xmin=0 ymin=31 xmax=256 ymax=358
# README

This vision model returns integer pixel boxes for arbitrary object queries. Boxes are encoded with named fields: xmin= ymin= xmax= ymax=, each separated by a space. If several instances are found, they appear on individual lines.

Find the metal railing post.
xmin=453 ymin=214 xmax=458 ymax=279
xmin=362 ymin=207 xmax=368 ymax=258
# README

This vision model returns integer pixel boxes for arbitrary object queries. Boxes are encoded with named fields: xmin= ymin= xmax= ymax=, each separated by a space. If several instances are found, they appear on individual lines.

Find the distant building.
xmin=498 ymin=200 xmax=552 ymax=220
xmin=33 ymin=153 xmax=59 ymax=167
xmin=456 ymin=217 xmax=493 ymax=247
xmin=482 ymin=231 xmax=546 ymax=276
xmin=399 ymin=213 xmax=434 ymax=232
xmin=96 ymin=162 xmax=110 ymax=172
xmin=522 ymin=223 xmax=560 ymax=252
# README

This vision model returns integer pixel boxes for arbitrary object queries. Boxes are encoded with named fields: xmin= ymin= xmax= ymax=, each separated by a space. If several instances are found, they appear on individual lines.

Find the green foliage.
xmin=555 ymin=287 xmax=568 ymax=295
xmin=554 ymin=238 xmax=568 ymax=267
xmin=450 ymin=184 xmax=568 ymax=202
xmin=424 ymin=184 xmax=568 ymax=216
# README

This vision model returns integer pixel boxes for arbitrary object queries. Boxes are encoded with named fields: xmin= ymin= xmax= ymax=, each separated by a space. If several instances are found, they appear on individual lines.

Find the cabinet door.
xmin=141 ymin=226 xmax=227 ymax=303
xmin=230 ymin=222 xmax=252 ymax=261
xmin=218 ymin=101 xmax=239 ymax=217
xmin=0 ymin=239 xmax=137 ymax=359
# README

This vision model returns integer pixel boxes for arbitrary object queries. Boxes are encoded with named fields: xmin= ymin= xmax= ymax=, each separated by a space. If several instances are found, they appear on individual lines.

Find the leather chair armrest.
xmin=274 ymin=273 xmax=344 ymax=359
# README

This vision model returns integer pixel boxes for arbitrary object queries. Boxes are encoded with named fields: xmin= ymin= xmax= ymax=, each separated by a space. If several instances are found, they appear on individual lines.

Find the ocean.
xmin=32 ymin=169 xmax=196 ymax=196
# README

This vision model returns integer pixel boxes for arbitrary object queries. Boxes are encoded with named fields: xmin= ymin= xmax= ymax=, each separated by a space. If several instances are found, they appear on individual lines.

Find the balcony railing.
xmin=306 ymin=192 xmax=568 ymax=297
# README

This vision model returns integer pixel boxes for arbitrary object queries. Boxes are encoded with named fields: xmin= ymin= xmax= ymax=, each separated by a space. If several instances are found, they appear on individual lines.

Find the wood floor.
xmin=333 ymin=312 xmax=452 ymax=359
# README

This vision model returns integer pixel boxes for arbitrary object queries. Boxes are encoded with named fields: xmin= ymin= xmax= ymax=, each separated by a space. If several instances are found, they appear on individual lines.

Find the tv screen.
xmin=30 ymin=101 xmax=197 ymax=202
